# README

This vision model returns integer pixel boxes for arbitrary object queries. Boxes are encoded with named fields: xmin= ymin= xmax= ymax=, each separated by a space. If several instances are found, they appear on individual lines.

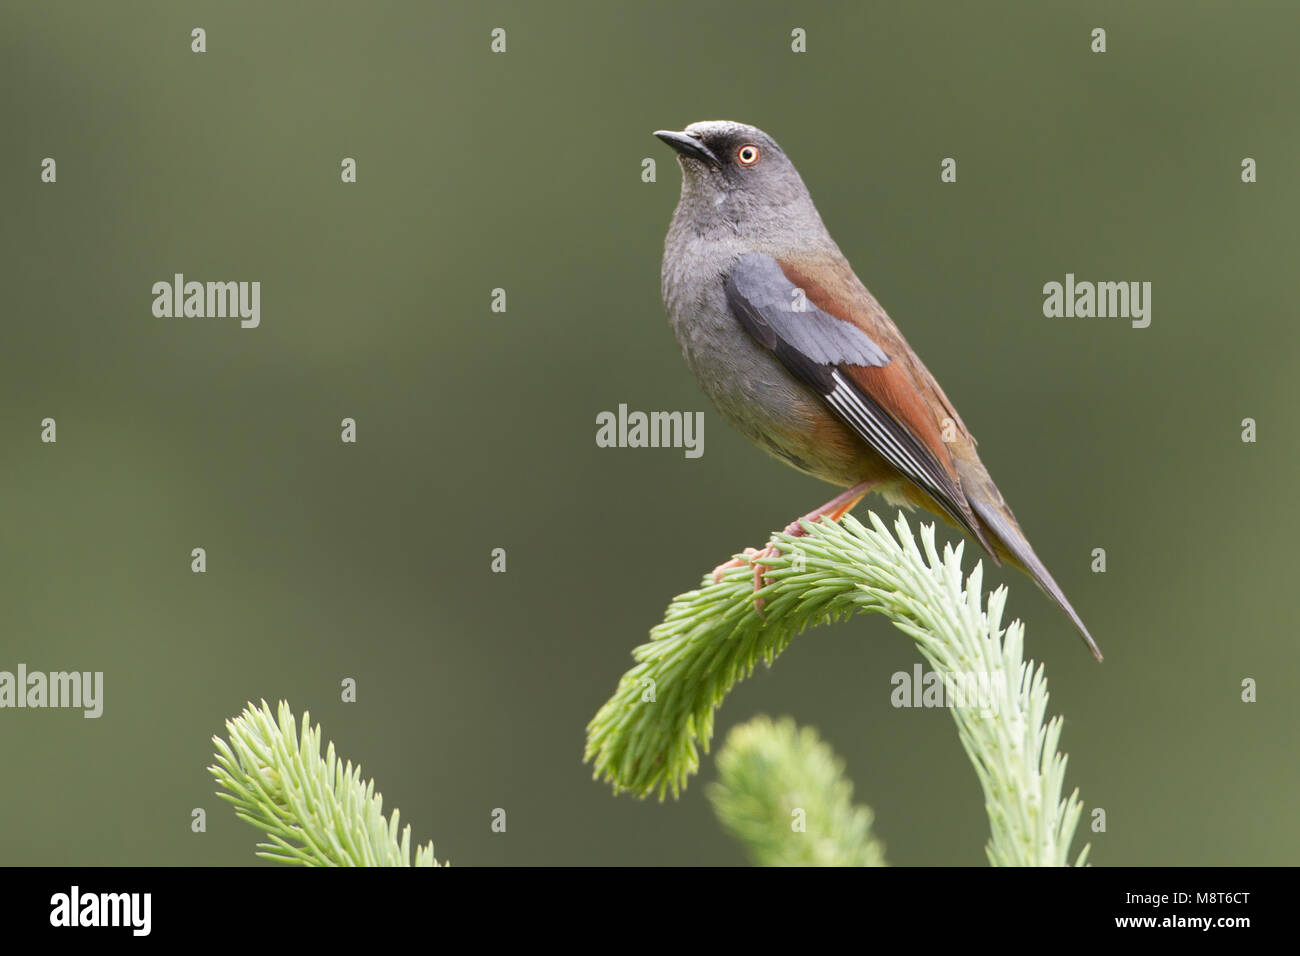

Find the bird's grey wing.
xmin=723 ymin=253 xmax=890 ymax=370
xmin=724 ymin=252 xmax=990 ymax=553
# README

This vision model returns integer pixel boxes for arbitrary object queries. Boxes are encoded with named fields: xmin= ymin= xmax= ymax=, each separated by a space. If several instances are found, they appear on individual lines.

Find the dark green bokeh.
xmin=1 ymin=1 xmax=1295 ymax=865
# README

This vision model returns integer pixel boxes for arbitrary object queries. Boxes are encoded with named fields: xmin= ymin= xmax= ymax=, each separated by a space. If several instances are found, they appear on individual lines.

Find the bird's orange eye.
xmin=737 ymin=144 xmax=760 ymax=166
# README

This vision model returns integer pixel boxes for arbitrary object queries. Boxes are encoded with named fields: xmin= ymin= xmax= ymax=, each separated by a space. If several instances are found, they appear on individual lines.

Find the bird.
xmin=655 ymin=120 xmax=1101 ymax=661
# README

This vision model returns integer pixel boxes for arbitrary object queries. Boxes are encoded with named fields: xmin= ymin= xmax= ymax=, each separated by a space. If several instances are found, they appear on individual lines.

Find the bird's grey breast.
xmin=660 ymin=215 xmax=833 ymax=478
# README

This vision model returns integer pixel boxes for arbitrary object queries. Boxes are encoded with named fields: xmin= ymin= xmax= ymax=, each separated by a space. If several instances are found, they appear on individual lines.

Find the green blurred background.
xmin=2 ymin=1 xmax=1296 ymax=865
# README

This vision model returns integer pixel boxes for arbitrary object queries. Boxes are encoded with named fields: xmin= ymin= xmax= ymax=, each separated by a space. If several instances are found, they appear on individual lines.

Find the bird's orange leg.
xmin=711 ymin=480 xmax=878 ymax=612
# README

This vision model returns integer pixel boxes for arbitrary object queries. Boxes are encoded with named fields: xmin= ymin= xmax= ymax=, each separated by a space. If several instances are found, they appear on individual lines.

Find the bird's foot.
xmin=711 ymin=545 xmax=782 ymax=616
xmin=709 ymin=512 xmax=831 ymax=588
xmin=711 ymin=480 xmax=878 ymax=617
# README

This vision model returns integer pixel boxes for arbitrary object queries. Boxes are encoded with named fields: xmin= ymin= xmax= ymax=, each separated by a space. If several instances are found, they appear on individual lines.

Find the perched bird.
xmin=655 ymin=120 xmax=1101 ymax=661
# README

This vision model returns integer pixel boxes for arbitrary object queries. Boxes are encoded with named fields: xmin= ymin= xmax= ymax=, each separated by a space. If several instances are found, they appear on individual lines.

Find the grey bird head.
xmin=654 ymin=120 xmax=829 ymax=248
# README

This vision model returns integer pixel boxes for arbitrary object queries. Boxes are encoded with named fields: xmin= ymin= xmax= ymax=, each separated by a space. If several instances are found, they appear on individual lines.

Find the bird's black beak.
xmin=654 ymin=129 xmax=719 ymax=166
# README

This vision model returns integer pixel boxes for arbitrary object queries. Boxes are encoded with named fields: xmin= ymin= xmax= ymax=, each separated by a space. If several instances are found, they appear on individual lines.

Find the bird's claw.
xmin=712 ymin=545 xmax=781 ymax=618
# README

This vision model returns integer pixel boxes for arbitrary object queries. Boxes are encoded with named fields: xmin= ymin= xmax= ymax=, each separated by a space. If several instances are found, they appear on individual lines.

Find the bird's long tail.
xmin=954 ymin=461 xmax=1103 ymax=662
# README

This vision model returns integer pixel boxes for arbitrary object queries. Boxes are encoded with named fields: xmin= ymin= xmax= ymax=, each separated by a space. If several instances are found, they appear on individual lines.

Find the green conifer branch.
xmin=584 ymin=511 xmax=1090 ymax=866
xmin=708 ymin=715 xmax=886 ymax=866
xmin=209 ymin=700 xmax=441 ymax=866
